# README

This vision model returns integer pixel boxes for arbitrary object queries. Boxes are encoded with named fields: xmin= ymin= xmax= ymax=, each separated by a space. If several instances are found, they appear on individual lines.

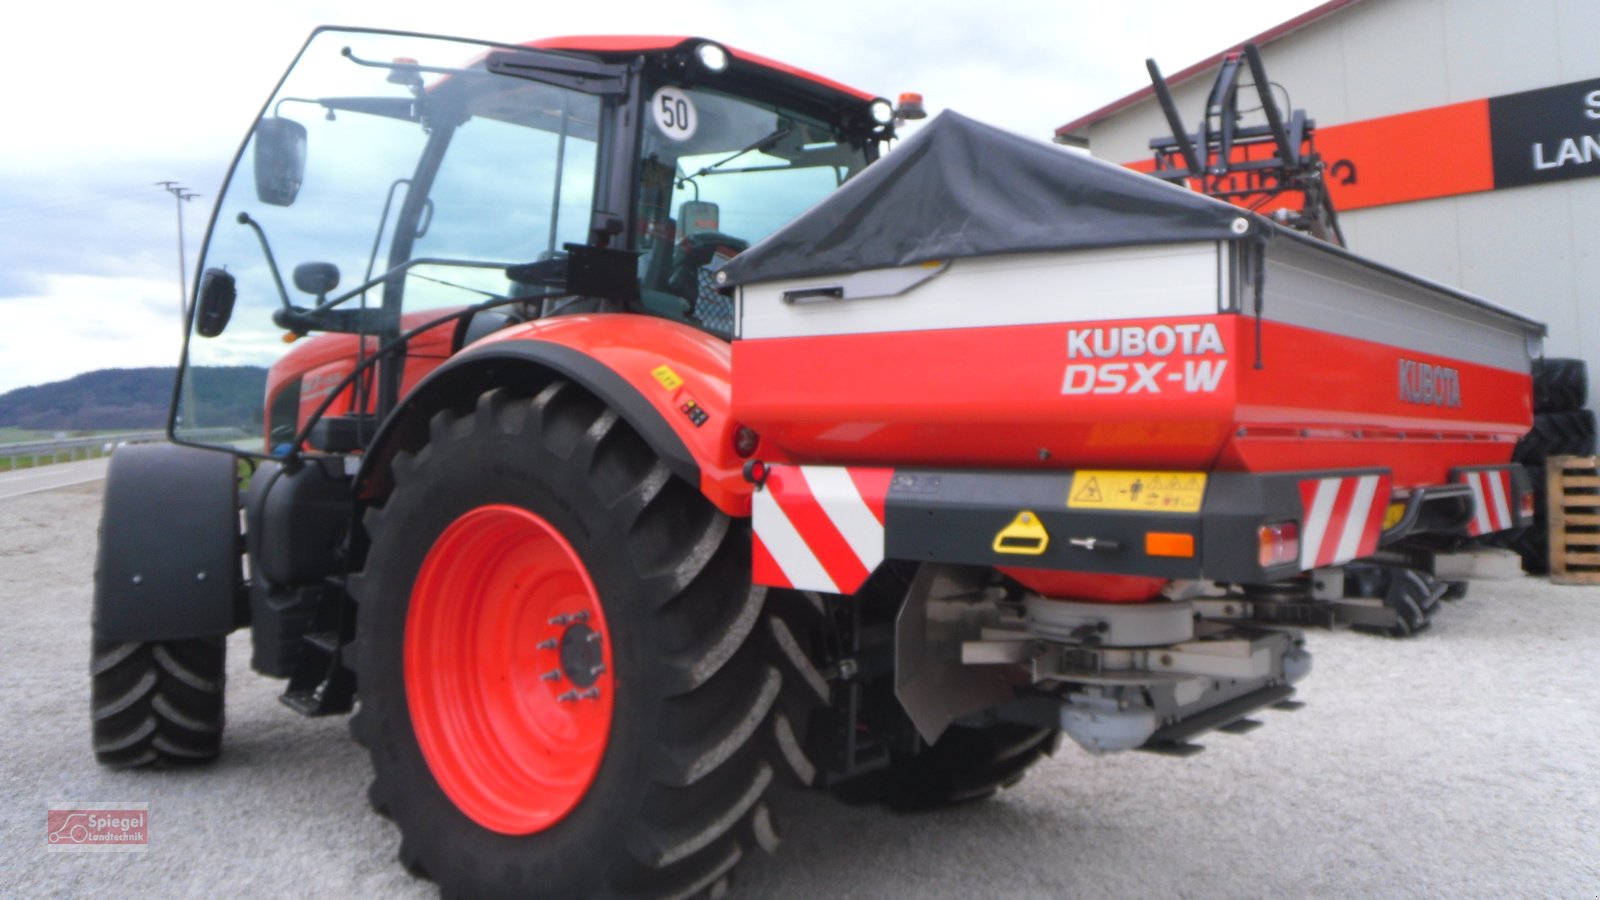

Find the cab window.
xmin=635 ymin=85 xmax=869 ymax=335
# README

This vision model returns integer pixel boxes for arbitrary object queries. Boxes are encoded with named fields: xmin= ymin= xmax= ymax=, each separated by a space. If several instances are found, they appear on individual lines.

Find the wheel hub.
xmin=404 ymin=504 xmax=614 ymax=835
xmin=559 ymin=622 xmax=605 ymax=688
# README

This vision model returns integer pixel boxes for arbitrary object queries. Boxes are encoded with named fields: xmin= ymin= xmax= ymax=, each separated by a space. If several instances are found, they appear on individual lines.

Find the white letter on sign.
xmin=1093 ymin=363 xmax=1128 ymax=394
xmin=1129 ymin=361 xmax=1165 ymax=393
xmin=1183 ymin=359 xmax=1228 ymax=392
xmin=1062 ymin=364 xmax=1096 ymax=394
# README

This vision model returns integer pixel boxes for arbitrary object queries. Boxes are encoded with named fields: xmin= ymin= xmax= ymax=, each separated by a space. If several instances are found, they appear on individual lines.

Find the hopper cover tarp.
xmin=718 ymin=110 xmax=1259 ymax=286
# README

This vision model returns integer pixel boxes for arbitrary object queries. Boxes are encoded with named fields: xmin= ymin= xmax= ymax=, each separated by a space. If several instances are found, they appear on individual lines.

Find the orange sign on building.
xmin=1128 ymin=76 xmax=1600 ymax=213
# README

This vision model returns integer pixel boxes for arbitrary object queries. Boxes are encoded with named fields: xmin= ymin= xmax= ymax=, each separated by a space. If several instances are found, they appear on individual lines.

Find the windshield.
xmin=635 ymin=84 xmax=870 ymax=336
xmin=179 ymin=30 xmax=602 ymax=452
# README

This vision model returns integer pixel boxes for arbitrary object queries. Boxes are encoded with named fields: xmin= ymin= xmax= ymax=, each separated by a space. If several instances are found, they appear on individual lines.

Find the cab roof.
xmin=528 ymin=35 xmax=876 ymax=102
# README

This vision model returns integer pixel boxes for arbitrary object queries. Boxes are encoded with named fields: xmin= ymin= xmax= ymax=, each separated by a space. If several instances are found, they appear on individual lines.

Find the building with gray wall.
xmin=1057 ymin=0 xmax=1600 ymax=413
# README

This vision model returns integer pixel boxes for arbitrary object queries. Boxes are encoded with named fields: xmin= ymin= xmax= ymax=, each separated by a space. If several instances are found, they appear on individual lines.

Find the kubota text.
xmin=1063 ymin=323 xmax=1229 ymax=394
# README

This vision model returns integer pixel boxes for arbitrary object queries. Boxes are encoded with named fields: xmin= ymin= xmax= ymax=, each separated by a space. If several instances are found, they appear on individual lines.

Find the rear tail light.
xmin=732 ymin=424 xmax=760 ymax=458
xmin=1257 ymin=521 xmax=1300 ymax=568
xmin=1520 ymin=490 xmax=1536 ymax=521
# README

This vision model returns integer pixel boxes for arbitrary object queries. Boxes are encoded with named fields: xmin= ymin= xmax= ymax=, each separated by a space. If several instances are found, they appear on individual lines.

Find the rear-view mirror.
xmin=195 ymin=268 xmax=237 ymax=338
xmin=253 ymin=117 xmax=307 ymax=207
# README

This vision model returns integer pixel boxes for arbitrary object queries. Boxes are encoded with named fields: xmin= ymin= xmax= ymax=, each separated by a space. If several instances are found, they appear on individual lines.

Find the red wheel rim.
xmin=405 ymin=504 xmax=614 ymax=834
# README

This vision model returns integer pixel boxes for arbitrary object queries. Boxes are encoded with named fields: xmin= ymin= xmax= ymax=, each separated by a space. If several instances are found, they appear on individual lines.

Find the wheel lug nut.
xmin=556 ymin=690 xmax=578 ymax=703
xmin=589 ymin=663 xmax=606 ymax=677
xmin=536 ymin=638 xmax=558 ymax=650
xmin=586 ymin=632 xmax=602 ymax=644
xmin=548 ymin=613 xmax=570 ymax=626
xmin=542 ymin=669 xmax=563 ymax=682
xmin=578 ymin=687 xmax=601 ymax=701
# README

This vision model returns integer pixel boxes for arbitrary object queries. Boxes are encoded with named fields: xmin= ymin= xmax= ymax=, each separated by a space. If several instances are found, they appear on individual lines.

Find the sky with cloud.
xmin=0 ymin=0 xmax=1319 ymax=394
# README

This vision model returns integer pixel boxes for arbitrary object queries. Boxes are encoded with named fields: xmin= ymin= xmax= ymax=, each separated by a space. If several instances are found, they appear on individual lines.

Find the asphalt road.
xmin=0 ymin=457 xmax=108 ymax=501
xmin=3 ymin=481 xmax=1598 ymax=898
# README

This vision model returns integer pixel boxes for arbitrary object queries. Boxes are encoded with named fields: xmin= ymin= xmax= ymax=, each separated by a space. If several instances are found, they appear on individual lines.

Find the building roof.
xmin=1053 ymin=0 xmax=1366 ymax=140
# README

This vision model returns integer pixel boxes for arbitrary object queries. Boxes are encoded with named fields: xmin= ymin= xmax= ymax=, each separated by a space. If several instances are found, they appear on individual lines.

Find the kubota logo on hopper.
xmin=1062 ymin=323 xmax=1229 ymax=395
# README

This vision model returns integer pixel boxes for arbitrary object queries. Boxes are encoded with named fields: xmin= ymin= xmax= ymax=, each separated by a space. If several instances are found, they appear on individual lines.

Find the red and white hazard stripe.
xmin=1457 ymin=468 xmax=1515 ymax=536
xmin=752 ymin=465 xmax=893 ymax=594
xmin=1297 ymin=472 xmax=1391 ymax=570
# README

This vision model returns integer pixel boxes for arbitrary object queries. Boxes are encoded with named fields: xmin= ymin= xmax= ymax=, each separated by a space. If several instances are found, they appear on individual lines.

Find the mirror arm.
xmin=272 ymin=305 xmax=381 ymax=336
xmin=236 ymin=212 xmax=294 ymax=312
xmin=273 ymin=96 xmax=330 ymax=119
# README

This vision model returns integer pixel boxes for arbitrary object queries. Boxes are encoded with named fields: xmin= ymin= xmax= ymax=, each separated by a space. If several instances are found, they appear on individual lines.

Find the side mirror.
xmin=293 ymin=261 xmax=340 ymax=304
xmin=254 ymin=117 xmax=307 ymax=207
xmin=195 ymin=268 xmax=237 ymax=338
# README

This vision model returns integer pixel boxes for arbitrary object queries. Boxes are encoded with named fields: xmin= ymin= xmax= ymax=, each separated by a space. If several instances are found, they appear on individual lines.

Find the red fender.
xmin=470 ymin=315 xmax=754 ymax=516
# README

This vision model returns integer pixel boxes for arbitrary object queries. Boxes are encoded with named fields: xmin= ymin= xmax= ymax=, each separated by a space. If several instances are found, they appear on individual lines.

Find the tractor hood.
xmin=717 ymin=110 xmax=1261 ymax=286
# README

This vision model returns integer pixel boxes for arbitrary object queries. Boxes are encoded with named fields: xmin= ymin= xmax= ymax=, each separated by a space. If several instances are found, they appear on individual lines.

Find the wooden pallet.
xmin=1549 ymin=455 xmax=1600 ymax=584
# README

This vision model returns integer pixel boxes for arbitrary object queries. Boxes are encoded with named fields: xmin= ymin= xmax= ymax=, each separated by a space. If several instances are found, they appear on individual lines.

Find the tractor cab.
xmin=177 ymin=28 xmax=891 ymax=455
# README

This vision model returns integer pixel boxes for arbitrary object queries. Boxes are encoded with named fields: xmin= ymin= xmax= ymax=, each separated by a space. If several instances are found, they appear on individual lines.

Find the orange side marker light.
xmin=1145 ymin=532 xmax=1195 ymax=558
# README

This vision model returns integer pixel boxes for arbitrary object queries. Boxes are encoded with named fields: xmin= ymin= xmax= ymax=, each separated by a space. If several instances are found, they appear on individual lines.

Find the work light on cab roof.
xmin=694 ymin=41 xmax=728 ymax=72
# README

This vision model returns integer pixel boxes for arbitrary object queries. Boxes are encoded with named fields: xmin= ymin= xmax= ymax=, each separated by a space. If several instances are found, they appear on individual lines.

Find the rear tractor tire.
xmin=1532 ymin=357 xmax=1589 ymax=413
xmin=834 ymin=723 xmax=1061 ymax=812
xmin=1348 ymin=565 xmax=1443 ymax=638
xmin=91 ymin=638 xmax=225 ymax=768
xmin=351 ymin=381 xmax=796 ymax=899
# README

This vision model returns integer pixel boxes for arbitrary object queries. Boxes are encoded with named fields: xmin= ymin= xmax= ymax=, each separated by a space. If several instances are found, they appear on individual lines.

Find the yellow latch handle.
xmin=993 ymin=510 xmax=1050 ymax=556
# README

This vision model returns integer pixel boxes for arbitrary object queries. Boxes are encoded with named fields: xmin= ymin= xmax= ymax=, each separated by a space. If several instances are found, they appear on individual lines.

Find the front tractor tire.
xmin=91 ymin=638 xmax=225 ymax=767
xmin=352 ymin=382 xmax=794 ymax=899
xmin=90 ymin=441 xmax=238 ymax=768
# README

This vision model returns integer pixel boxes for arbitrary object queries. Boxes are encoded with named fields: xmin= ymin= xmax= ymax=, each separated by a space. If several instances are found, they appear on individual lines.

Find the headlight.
xmin=695 ymin=43 xmax=728 ymax=72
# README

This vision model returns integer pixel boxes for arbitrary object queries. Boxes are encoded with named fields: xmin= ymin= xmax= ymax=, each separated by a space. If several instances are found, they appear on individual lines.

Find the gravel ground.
xmin=3 ymin=481 xmax=1597 ymax=898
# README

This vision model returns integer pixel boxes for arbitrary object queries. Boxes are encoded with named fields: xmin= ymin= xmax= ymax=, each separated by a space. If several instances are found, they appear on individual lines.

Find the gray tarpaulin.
xmin=718 ymin=110 xmax=1261 ymax=287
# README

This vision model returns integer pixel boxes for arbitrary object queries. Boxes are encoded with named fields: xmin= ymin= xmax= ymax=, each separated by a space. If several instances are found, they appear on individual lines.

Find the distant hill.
xmin=0 ymin=367 xmax=267 ymax=431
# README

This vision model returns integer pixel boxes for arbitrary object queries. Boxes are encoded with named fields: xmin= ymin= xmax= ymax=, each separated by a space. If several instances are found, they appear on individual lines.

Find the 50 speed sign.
xmin=651 ymin=87 xmax=698 ymax=141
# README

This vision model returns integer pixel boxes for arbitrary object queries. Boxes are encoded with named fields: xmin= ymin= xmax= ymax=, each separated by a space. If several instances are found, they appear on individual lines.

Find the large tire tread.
xmin=91 ymin=637 xmax=224 ymax=768
xmin=760 ymin=589 xmax=830 ymax=788
xmin=1533 ymin=358 xmax=1589 ymax=413
xmin=1517 ymin=410 xmax=1597 ymax=464
xmin=354 ymin=382 xmax=794 ymax=899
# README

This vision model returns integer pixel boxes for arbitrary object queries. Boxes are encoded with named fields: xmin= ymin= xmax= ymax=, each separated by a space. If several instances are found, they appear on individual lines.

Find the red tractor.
xmin=92 ymin=27 xmax=1544 ymax=898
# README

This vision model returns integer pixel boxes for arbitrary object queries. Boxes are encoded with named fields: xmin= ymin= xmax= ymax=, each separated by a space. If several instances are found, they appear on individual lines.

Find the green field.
xmin=0 ymin=427 xmax=53 ymax=443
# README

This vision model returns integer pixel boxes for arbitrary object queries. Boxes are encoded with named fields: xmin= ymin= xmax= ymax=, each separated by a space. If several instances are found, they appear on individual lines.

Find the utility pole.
xmin=158 ymin=181 xmax=200 ymax=431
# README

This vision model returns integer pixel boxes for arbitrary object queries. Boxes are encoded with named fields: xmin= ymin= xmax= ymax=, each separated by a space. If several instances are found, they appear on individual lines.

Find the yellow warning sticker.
xmin=1067 ymin=471 xmax=1207 ymax=513
xmin=1383 ymin=502 xmax=1407 ymax=531
xmin=651 ymin=365 xmax=683 ymax=391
